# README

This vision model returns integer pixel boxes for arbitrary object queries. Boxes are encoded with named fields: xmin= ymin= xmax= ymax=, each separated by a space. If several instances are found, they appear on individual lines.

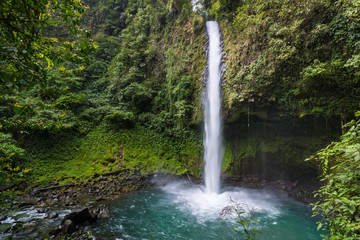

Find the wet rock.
xmin=66 ymin=200 xmax=76 ymax=206
xmin=82 ymin=225 xmax=91 ymax=232
xmin=29 ymin=188 xmax=38 ymax=196
xmin=63 ymin=219 xmax=76 ymax=234
xmin=92 ymin=205 xmax=110 ymax=219
xmin=49 ymin=198 xmax=59 ymax=206
xmin=95 ymin=196 xmax=106 ymax=201
xmin=18 ymin=202 xmax=35 ymax=209
xmin=98 ymin=175 xmax=106 ymax=181
xmin=61 ymin=208 xmax=97 ymax=226
xmin=46 ymin=212 xmax=59 ymax=219
xmin=86 ymin=201 xmax=94 ymax=206
xmin=50 ymin=208 xmax=97 ymax=238
xmin=37 ymin=208 xmax=49 ymax=213
xmin=67 ymin=225 xmax=96 ymax=240
xmin=34 ymin=197 xmax=43 ymax=203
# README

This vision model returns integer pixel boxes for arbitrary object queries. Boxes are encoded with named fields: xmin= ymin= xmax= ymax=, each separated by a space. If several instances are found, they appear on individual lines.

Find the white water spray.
xmin=204 ymin=21 xmax=223 ymax=194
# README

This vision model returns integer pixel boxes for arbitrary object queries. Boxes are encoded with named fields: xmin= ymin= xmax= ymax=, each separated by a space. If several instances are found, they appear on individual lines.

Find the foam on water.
xmin=162 ymin=181 xmax=280 ymax=223
xmin=93 ymin=185 xmax=324 ymax=239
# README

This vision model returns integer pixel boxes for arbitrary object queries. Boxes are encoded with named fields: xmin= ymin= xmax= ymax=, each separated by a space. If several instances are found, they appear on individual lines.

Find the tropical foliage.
xmin=0 ymin=0 xmax=95 ymax=90
xmin=208 ymin=0 xmax=360 ymax=119
xmin=308 ymin=111 xmax=360 ymax=239
xmin=0 ymin=0 xmax=206 ymax=187
xmin=0 ymin=0 xmax=95 ymax=185
xmin=0 ymin=132 xmax=28 ymax=186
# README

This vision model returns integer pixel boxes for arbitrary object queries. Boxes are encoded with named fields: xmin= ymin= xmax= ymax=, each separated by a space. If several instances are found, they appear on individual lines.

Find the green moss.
xmin=222 ymin=143 xmax=233 ymax=174
xmin=21 ymin=124 xmax=203 ymax=185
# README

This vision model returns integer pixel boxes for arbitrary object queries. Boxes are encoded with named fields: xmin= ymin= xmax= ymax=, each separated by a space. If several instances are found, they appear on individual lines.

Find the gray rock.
xmin=63 ymin=219 xmax=76 ymax=234
xmin=37 ymin=208 xmax=49 ymax=213
xmin=46 ymin=212 xmax=59 ymax=219
xmin=93 ymin=204 xmax=110 ymax=219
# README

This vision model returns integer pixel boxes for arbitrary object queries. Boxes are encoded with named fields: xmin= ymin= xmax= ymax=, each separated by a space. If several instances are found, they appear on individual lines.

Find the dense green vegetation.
xmin=309 ymin=111 xmax=360 ymax=239
xmin=208 ymin=0 xmax=359 ymax=121
xmin=0 ymin=0 xmax=359 ymax=239
xmin=0 ymin=0 xmax=96 ymax=187
xmin=1 ymin=0 xmax=206 ymax=186
xmin=0 ymin=0 xmax=95 ymax=89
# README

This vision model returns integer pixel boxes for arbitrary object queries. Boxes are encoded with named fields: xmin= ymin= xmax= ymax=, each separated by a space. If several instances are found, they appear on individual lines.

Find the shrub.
xmin=308 ymin=111 xmax=360 ymax=239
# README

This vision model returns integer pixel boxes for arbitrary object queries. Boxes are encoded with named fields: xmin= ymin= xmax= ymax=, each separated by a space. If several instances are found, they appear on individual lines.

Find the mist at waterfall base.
xmin=93 ymin=181 xmax=323 ymax=239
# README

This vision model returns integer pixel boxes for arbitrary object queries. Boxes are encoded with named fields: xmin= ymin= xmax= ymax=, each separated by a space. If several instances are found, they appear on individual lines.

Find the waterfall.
xmin=204 ymin=21 xmax=223 ymax=194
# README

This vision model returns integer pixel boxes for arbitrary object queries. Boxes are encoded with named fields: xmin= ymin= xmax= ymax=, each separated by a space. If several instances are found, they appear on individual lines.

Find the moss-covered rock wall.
xmin=222 ymin=106 xmax=341 ymax=182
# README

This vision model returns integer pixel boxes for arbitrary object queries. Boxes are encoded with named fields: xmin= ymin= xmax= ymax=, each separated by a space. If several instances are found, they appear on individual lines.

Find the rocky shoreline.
xmin=0 ymin=169 xmax=153 ymax=239
xmin=0 ymin=171 xmax=320 ymax=239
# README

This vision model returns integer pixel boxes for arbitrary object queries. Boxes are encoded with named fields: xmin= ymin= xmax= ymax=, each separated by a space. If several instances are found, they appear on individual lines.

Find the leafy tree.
xmin=308 ymin=111 xmax=360 ymax=239
xmin=0 ymin=0 xmax=97 ymax=133
xmin=0 ymin=0 xmax=96 ymax=189
xmin=0 ymin=0 xmax=96 ymax=91
xmin=0 ymin=132 xmax=29 ymax=186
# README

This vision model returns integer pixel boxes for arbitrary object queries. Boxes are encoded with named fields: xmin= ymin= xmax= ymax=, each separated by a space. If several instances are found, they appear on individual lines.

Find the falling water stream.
xmin=204 ymin=21 xmax=223 ymax=194
xmin=92 ymin=20 xmax=324 ymax=239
